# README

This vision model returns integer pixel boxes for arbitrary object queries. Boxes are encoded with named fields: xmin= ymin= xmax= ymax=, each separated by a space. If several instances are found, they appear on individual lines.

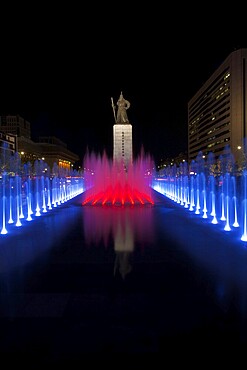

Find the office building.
xmin=188 ymin=48 xmax=247 ymax=164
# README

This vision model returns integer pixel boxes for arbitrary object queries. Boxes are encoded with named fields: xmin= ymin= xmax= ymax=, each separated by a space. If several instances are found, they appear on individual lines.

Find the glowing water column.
xmin=241 ymin=171 xmax=247 ymax=241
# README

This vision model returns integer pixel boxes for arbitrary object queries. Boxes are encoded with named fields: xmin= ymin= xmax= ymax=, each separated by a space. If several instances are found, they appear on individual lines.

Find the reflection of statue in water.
xmin=113 ymin=216 xmax=134 ymax=279
xmin=114 ymin=252 xmax=132 ymax=279
xmin=111 ymin=92 xmax=130 ymax=124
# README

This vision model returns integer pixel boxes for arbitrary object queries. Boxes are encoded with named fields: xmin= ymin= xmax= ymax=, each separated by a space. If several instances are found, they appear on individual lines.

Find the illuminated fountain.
xmin=81 ymin=92 xmax=156 ymax=207
xmin=82 ymin=150 xmax=155 ymax=206
xmin=152 ymin=149 xmax=247 ymax=243
xmin=82 ymin=92 xmax=155 ymax=207
xmin=0 ymin=149 xmax=84 ymax=236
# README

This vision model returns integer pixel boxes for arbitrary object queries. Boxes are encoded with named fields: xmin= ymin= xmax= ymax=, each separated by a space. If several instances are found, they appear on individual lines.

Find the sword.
xmin=111 ymin=97 xmax=116 ymax=123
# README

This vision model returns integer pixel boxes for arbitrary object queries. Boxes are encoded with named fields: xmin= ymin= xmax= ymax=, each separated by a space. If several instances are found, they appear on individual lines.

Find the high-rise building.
xmin=188 ymin=48 xmax=247 ymax=164
xmin=0 ymin=115 xmax=31 ymax=139
xmin=113 ymin=92 xmax=133 ymax=170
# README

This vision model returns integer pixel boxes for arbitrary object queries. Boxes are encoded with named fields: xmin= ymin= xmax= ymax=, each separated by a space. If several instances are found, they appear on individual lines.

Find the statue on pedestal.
xmin=111 ymin=92 xmax=130 ymax=124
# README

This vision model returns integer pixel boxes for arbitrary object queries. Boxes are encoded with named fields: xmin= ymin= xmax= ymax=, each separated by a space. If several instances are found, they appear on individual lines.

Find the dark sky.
xmin=0 ymin=7 xmax=245 ymax=165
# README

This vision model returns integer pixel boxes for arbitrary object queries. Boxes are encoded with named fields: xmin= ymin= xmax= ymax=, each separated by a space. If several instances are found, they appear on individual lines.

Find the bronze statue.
xmin=111 ymin=92 xmax=130 ymax=124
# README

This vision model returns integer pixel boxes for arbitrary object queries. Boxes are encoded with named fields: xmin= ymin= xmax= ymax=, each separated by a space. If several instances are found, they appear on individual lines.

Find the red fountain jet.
xmin=82 ymin=151 xmax=155 ymax=206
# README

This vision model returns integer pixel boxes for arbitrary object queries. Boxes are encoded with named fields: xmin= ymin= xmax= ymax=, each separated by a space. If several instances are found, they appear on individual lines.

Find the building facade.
xmin=0 ymin=132 xmax=17 ymax=155
xmin=0 ymin=115 xmax=31 ymax=139
xmin=37 ymin=136 xmax=79 ymax=172
xmin=188 ymin=48 xmax=247 ymax=164
xmin=0 ymin=115 xmax=80 ymax=174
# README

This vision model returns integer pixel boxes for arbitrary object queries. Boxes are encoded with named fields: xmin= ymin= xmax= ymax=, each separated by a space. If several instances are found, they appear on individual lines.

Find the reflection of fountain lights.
xmin=152 ymin=164 xmax=247 ymax=242
xmin=82 ymin=205 xmax=155 ymax=278
xmin=82 ymin=151 xmax=155 ymax=206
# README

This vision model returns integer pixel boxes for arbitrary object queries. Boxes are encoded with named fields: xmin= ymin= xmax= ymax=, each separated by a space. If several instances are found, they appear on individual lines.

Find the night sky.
xmin=0 ymin=7 xmax=245 ymax=166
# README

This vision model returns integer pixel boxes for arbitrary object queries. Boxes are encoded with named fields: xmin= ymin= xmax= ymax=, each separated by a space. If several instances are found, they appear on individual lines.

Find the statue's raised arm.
xmin=116 ymin=92 xmax=130 ymax=124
